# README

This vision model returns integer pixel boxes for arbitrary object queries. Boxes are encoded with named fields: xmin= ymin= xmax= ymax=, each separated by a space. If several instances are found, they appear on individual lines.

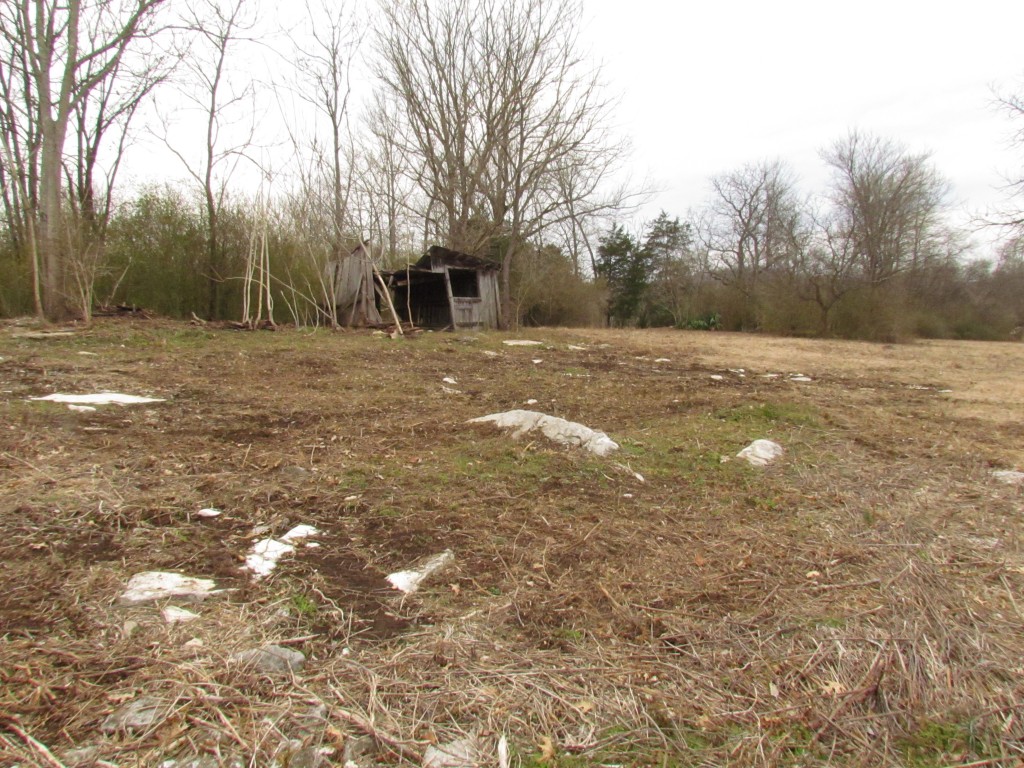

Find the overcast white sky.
xmin=134 ymin=0 xmax=1024 ymax=257
xmin=580 ymin=0 xmax=1024 ymax=243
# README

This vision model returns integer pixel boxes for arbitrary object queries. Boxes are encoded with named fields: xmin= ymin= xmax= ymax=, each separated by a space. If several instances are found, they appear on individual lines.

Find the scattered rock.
xmin=62 ymin=745 xmax=109 ymax=767
xmin=68 ymin=404 xmax=98 ymax=413
xmin=710 ymin=374 xmax=725 ymax=381
xmin=120 ymin=572 xmax=218 ymax=604
xmin=158 ymin=756 xmax=241 ymax=768
xmin=789 ymin=375 xmax=813 ymax=383
xmin=468 ymin=410 xmax=619 ymax=456
xmin=737 ymin=439 xmax=784 ymax=467
xmin=231 ymin=644 xmax=306 ymax=674
xmin=422 ymin=736 xmax=480 ymax=768
xmin=288 ymin=746 xmax=331 ymax=768
xmin=387 ymin=550 xmax=455 ymax=594
xmin=30 ymin=392 xmax=165 ymax=405
xmin=196 ymin=507 xmax=222 ymax=517
xmin=162 ymin=606 xmax=200 ymax=623
xmin=343 ymin=735 xmax=378 ymax=765
xmin=993 ymin=469 xmax=1024 ymax=485
xmin=100 ymin=696 xmax=169 ymax=733
xmin=243 ymin=524 xmax=319 ymax=578
xmin=502 ymin=339 xmax=543 ymax=346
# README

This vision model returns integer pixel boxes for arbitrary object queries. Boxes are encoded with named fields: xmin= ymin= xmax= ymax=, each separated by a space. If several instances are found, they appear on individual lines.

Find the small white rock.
xmin=737 ymin=439 xmax=784 ymax=467
xmin=120 ymin=572 xmax=218 ymax=604
xmin=162 ymin=606 xmax=200 ymax=623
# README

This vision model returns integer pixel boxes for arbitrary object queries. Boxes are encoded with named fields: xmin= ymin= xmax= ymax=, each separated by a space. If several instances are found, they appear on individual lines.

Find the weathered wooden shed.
xmin=324 ymin=242 xmax=384 ymax=326
xmin=386 ymin=246 xmax=502 ymax=330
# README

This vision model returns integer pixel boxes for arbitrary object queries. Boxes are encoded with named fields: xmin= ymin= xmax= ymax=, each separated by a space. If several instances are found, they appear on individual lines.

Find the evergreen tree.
xmin=595 ymin=224 xmax=648 ymax=326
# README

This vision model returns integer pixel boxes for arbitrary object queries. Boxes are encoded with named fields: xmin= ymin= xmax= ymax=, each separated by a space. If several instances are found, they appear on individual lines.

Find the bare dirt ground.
xmin=1 ymin=319 xmax=1022 ymax=767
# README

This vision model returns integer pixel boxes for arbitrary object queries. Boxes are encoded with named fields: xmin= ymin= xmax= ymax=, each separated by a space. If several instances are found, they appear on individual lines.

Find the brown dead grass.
xmin=1 ymin=319 xmax=1022 ymax=767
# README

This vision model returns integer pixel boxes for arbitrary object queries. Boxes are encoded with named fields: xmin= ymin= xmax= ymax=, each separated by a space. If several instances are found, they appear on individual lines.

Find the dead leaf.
xmin=694 ymin=554 xmax=706 ymax=567
xmin=769 ymin=681 xmax=780 ymax=698
xmin=821 ymin=681 xmax=847 ymax=696
xmin=537 ymin=735 xmax=556 ymax=763
xmin=577 ymin=699 xmax=595 ymax=715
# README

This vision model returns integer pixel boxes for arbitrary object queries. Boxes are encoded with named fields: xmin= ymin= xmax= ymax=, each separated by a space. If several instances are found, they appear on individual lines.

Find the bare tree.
xmin=160 ymin=0 xmax=255 ymax=319
xmin=697 ymin=159 xmax=805 ymax=328
xmin=0 ymin=0 xmax=166 ymax=320
xmin=287 ymin=0 xmax=361 ymax=261
xmin=360 ymin=93 xmax=416 ymax=265
xmin=373 ymin=0 xmax=631 ymax=327
xmin=821 ymin=131 xmax=948 ymax=288
xmin=988 ymin=81 xmax=1024 ymax=235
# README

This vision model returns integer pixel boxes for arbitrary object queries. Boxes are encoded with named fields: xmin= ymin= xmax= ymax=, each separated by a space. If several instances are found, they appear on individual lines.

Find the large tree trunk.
xmin=39 ymin=119 xmax=74 ymax=321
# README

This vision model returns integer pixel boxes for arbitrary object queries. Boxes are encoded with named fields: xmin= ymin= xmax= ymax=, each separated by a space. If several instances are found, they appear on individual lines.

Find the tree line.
xmin=1 ymin=0 xmax=1022 ymax=339
xmin=596 ymin=133 xmax=1024 ymax=340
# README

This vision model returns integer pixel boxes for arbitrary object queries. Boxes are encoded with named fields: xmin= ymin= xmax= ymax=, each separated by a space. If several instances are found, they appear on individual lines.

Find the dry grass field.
xmin=1 ymin=319 xmax=1022 ymax=767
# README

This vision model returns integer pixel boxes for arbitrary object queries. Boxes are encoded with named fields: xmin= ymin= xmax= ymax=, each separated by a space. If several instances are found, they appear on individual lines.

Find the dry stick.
xmin=1 ymin=451 xmax=59 ymax=483
xmin=330 ymin=704 xmax=423 ymax=763
xmin=372 ymin=263 xmax=404 ymax=335
xmin=0 ymin=716 xmax=68 ymax=768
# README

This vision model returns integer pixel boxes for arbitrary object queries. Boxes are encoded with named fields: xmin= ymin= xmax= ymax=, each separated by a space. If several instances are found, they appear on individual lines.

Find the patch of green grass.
xmin=898 ymin=721 xmax=968 ymax=766
xmin=551 ymin=627 xmax=584 ymax=643
xmin=289 ymin=593 xmax=318 ymax=617
xmin=714 ymin=402 xmax=820 ymax=428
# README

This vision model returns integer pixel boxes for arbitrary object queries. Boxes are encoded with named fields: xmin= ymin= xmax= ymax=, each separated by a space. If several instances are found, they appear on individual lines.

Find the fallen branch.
xmin=328 ymin=695 xmax=423 ymax=763
xmin=0 ymin=715 xmax=68 ymax=768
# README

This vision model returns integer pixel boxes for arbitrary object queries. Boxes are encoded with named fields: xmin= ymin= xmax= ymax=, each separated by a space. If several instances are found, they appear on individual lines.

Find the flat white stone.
xmin=737 ymin=439 xmax=784 ymax=467
xmin=120 ymin=572 xmax=217 ymax=604
xmin=387 ymin=550 xmax=454 ymax=594
xmin=993 ymin=470 xmax=1024 ymax=485
xmin=162 ymin=606 xmax=200 ymax=623
xmin=31 ymin=392 xmax=164 ymax=405
xmin=68 ymin=404 xmax=97 ymax=412
xmin=469 ymin=410 xmax=619 ymax=456
xmin=245 ymin=539 xmax=296 ymax=578
xmin=243 ymin=525 xmax=319 ymax=578
xmin=197 ymin=507 xmax=222 ymax=517
xmin=503 ymin=339 xmax=543 ymax=346
xmin=423 ymin=736 xmax=480 ymax=768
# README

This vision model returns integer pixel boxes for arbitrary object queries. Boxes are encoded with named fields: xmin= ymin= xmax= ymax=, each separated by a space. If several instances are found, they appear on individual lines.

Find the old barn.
xmin=386 ymin=246 xmax=501 ymax=330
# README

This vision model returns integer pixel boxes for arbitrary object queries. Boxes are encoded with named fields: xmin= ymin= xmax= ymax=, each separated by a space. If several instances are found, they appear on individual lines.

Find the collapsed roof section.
xmin=385 ymin=246 xmax=502 ymax=330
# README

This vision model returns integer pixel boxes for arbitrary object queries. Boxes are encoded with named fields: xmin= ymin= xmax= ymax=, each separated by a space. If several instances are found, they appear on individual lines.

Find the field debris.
xmin=993 ymin=469 xmax=1024 ymax=485
xmin=789 ymin=374 xmax=813 ymax=383
xmin=737 ymin=439 xmax=784 ymax=467
xmin=196 ymin=507 xmax=222 ymax=517
xmin=503 ymin=339 xmax=544 ymax=346
xmin=469 ymin=410 xmax=619 ymax=456
xmin=120 ymin=571 xmax=218 ymax=604
xmin=244 ymin=524 xmax=320 ymax=578
xmin=422 ymin=735 xmax=481 ymax=768
xmin=231 ymin=644 xmax=306 ymax=674
xmin=4 ymin=321 xmax=1024 ymax=767
xmin=387 ymin=549 xmax=455 ymax=593
xmin=30 ymin=392 xmax=165 ymax=405
xmin=100 ymin=696 xmax=169 ymax=733
xmin=161 ymin=606 xmax=200 ymax=623
xmin=67 ymin=404 xmax=97 ymax=412
xmin=30 ymin=391 xmax=164 ymax=406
